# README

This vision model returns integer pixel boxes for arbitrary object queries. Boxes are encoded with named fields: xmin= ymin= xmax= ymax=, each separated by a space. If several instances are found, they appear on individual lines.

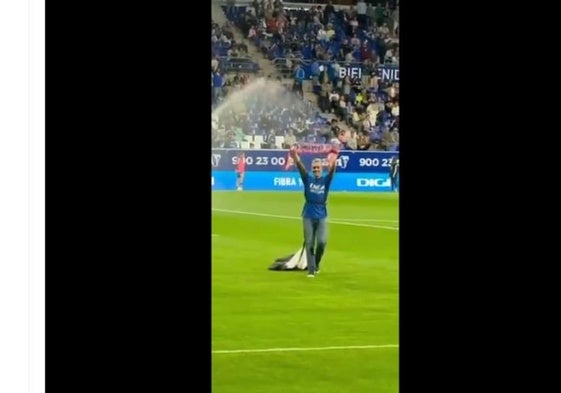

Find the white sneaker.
xmin=307 ymin=274 xmax=315 ymax=278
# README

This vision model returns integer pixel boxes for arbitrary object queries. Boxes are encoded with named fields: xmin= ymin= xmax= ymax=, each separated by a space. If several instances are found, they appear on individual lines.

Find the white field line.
xmin=212 ymin=209 xmax=398 ymax=231
xmin=212 ymin=344 xmax=399 ymax=354
xmin=332 ymin=218 xmax=398 ymax=223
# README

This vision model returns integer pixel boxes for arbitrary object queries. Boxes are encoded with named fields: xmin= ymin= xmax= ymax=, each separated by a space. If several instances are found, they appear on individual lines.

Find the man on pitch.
xmin=236 ymin=152 xmax=246 ymax=191
xmin=289 ymin=145 xmax=339 ymax=277
xmin=389 ymin=155 xmax=399 ymax=192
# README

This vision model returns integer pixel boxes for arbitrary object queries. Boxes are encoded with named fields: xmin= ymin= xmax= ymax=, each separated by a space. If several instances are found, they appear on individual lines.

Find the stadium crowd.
xmin=212 ymin=0 xmax=399 ymax=152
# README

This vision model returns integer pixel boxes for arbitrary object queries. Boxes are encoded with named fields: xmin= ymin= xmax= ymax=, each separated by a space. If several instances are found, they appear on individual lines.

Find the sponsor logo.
xmin=309 ymin=183 xmax=325 ymax=194
xmin=356 ymin=178 xmax=391 ymax=187
xmin=319 ymin=155 xmax=349 ymax=169
xmin=211 ymin=154 xmax=222 ymax=167
xmin=273 ymin=177 xmax=301 ymax=186
xmin=337 ymin=155 xmax=350 ymax=169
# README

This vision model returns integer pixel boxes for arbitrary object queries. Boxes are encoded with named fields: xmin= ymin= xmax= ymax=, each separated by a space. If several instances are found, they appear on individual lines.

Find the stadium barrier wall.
xmin=217 ymin=0 xmax=357 ymax=8
xmin=211 ymin=148 xmax=399 ymax=192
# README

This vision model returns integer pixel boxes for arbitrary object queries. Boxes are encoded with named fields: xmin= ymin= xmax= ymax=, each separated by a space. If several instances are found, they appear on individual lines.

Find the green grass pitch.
xmin=212 ymin=191 xmax=399 ymax=393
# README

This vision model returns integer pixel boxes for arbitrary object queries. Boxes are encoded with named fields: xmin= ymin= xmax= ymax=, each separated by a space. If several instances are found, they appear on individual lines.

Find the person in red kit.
xmin=236 ymin=152 xmax=246 ymax=191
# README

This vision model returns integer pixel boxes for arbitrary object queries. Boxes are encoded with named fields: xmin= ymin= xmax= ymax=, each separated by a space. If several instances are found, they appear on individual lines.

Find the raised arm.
xmin=327 ymin=147 xmax=339 ymax=177
xmin=289 ymin=146 xmax=308 ymax=180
